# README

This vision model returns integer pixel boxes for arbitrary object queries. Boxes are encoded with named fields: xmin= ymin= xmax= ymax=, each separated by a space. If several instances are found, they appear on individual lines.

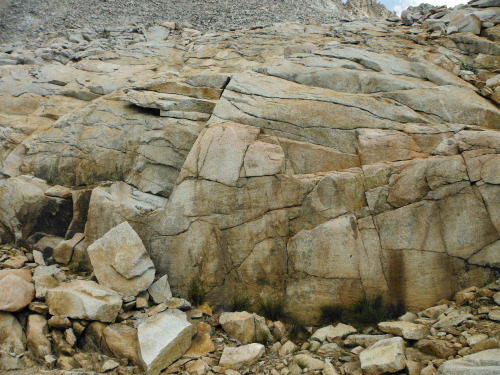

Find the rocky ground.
xmin=0 ymin=0 xmax=391 ymax=44
xmin=0 ymin=239 xmax=500 ymax=375
xmin=1 ymin=0 xmax=500 ymax=373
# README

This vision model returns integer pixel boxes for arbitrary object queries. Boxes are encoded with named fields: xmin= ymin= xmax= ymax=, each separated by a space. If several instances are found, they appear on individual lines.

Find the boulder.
xmin=219 ymin=311 xmax=256 ymax=344
xmin=184 ymin=322 xmax=215 ymax=358
xmin=0 ymin=312 xmax=25 ymax=355
xmin=52 ymin=233 xmax=85 ymax=265
xmin=359 ymin=337 xmax=407 ymax=375
xmin=293 ymin=354 xmax=325 ymax=370
xmin=378 ymin=321 xmax=430 ymax=340
xmin=311 ymin=323 xmax=357 ymax=343
xmin=415 ymin=339 xmax=457 ymax=359
xmin=103 ymin=324 xmax=141 ymax=365
xmin=278 ymin=341 xmax=298 ymax=357
xmin=219 ymin=343 xmax=265 ymax=370
xmin=46 ymin=280 xmax=122 ymax=322
xmin=148 ymin=275 xmax=173 ymax=304
xmin=437 ymin=349 xmax=500 ymax=374
xmin=137 ymin=312 xmax=196 ymax=375
xmin=87 ymin=221 xmax=155 ymax=297
xmin=0 ymin=272 xmax=35 ymax=312
xmin=33 ymin=265 xmax=60 ymax=300
xmin=26 ymin=314 xmax=51 ymax=358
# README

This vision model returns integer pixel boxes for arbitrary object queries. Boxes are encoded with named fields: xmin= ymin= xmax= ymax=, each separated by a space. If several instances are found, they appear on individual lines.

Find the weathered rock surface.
xmin=46 ymin=280 xmax=122 ymax=322
xmin=0 ymin=271 xmax=35 ymax=312
xmin=437 ymin=349 xmax=500 ymax=374
xmin=87 ymin=221 xmax=155 ymax=297
xmin=359 ymin=337 xmax=407 ymax=375
xmin=137 ymin=312 xmax=196 ymax=375
xmin=219 ymin=343 xmax=265 ymax=370
xmin=0 ymin=0 xmax=499 ymax=334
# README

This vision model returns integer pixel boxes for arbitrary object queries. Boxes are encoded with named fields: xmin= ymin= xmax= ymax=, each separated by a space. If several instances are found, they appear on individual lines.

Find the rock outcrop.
xmin=0 ymin=7 xmax=499 ymax=375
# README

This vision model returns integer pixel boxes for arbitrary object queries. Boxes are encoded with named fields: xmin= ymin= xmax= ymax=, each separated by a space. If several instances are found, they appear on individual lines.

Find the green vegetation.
xmin=68 ymin=258 xmax=89 ymax=274
xmin=257 ymin=330 xmax=271 ymax=345
xmin=258 ymin=297 xmax=287 ymax=321
xmin=229 ymin=295 xmax=252 ymax=312
xmin=288 ymin=315 xmax=309 ymax=341
xmin=460 ymin=61 xmax=478 ymax=74
xmin=187 ymin=279 xmax=205 ymax=306
xmin=319 ymin=294 xmax=406 ymax=329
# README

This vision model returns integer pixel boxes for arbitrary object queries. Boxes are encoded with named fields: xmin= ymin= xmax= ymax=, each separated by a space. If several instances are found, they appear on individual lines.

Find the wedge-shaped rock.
xmin=378 ymin=321 xmax=429 ymax=340
xmin=148 ymin=275 xmax=173 ymax=304
xmin=360 ymin=337 xmax=407 ymax=375
xmin=0 ymin=273 xmax=35 ymax=312
xmin=219 ymin=343 xmax=265 ymax=370
xmin=87 ymin=221 xmax=155 ymax=297
xmin=437 ymin=349 xmax=500 ymax=374
xmin=138 ymin=312 xmax=196 ymax=375
xmin=46 ymin=280 xmax=122 ymax=322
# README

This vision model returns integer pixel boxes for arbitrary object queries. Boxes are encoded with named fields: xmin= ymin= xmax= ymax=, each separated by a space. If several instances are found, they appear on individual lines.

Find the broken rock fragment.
xmin=87 ymin=221 xmax=155 ymax=297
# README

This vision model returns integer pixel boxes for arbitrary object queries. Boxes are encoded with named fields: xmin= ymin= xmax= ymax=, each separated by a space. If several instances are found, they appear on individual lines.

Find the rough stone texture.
xmin=312 ymin=324 xmax=357 ymax=343
xmin=103 ymin=324 xmax=141 ymax=365
xmin=0 ymin=312 xmax=25 ymax=355
xmin=46 ymin=280 xmax=122 ymax=322
xmin=0 ymin=272 xmax=35 ymax=312
xmin=437 ymin=349 xmax=500 ymax=374
xmin=359 ymin=337 xmax=407 ymax=375
xmin=26 ymin=314 xmax=51 ymax=358
xmin=137 ymin=312 xmax=197 ymax=375
xmin=148 ymin=275 xmax=173 ymax=304
xmin=1 ymin=7 xmax=500 ymax=325
xmin=378 ymin=321 xmax=430 ymax=340
xmin=219 ymin=312 xmax=257 ymax=345
xmin=87 ymin=221 xmax=155 ymax=297
xmin=219 ymin=343 xmax=265 ymax=370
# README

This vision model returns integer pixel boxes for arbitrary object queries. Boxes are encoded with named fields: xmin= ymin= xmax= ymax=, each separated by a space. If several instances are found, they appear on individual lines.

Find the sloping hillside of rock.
xmin=1 ymin=0 xmax=500 ymax=327
xmin=0 ymin=0 xmax=391 ymax=44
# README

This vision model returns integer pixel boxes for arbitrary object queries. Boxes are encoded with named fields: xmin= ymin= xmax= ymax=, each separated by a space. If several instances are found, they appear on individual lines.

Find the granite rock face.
xmin=0 ymin=2 xmax=500 ymax=324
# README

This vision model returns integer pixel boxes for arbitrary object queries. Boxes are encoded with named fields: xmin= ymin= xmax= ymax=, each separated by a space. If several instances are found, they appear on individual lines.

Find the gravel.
xmin=0 ymin=0 xmax=390 ymax=43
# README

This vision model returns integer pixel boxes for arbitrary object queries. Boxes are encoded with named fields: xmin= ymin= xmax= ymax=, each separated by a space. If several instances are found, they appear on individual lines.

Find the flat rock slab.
xmin=219 ymin=343 xmax=265 ymax=370
xmin=378 ymin=321 xmax=429 ymax=340
xmin=138 ymin=312 xmax=196 ymax=375
xmin=312 ymin=323 xmax=357 ymax=342
xmin=360 ymin=337 xmax=407 ymax=375
xmin=437 ymin=349 xmax=500 ymax=374
xmin=46 ymin=280 xmax=122 ymax=322
xmin=87 ymin=221 xmax=155 ymax=297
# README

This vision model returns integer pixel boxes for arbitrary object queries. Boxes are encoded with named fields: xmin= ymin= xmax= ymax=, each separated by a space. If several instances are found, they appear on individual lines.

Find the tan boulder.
xmin=26 ymin=314 xmax=51 ymax=358
xmin=219 ymin=343 xmax=265 ymax=370
xmin=87 ymin=221 xmax=155 ymax=297
xmin=46 ymin=280 xmax=122 ymax=322
xmin=103 ymin=324 xmax=141 ymax=365
xmin=360 ymin=337 xmax=406 ymax=375
xmin=0 ymin=273 xmax=35 ymax=312
xmin=378 ymin=321 xmax=429 ymax=340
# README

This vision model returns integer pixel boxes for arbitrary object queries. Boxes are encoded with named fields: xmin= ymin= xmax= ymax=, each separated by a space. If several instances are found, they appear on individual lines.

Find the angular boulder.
xmin=378 ymin=321 xmax=429 ymax=340
xmin=148 ymin=275 xmax=172 ymax=304
xmin=360 ymin=337 xmax=407 ymax=375
xmin=137 ymin=312 xmax=196 ymax=375
xmin=312 ymin=323 xmax=357 ymax=343
xmin=46 ymin=280 xmax=122 ymax=322
xmin=0 ymin=272 xmax=35 ymax=312
xmin=437 ymin=349 xmax=500 ymax=374
xmin=87 ymin=221 xmax=155 ymax=297
xmin=219 ymin=311 xmax=255 ymax=344
xmin=219 ymin=343 xmax=265 ymax=370
xmin=103 ymin=324 xmax=141 ymax=365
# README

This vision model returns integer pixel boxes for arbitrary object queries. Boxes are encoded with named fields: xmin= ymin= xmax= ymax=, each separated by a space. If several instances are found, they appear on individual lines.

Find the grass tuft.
xmin=229 ymin=295 xmax=252 ymax=312
xmin=258 ymin=297 xmax=287 ymax=321
xmin=187 ymin=279 xmax=205 ymax=306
